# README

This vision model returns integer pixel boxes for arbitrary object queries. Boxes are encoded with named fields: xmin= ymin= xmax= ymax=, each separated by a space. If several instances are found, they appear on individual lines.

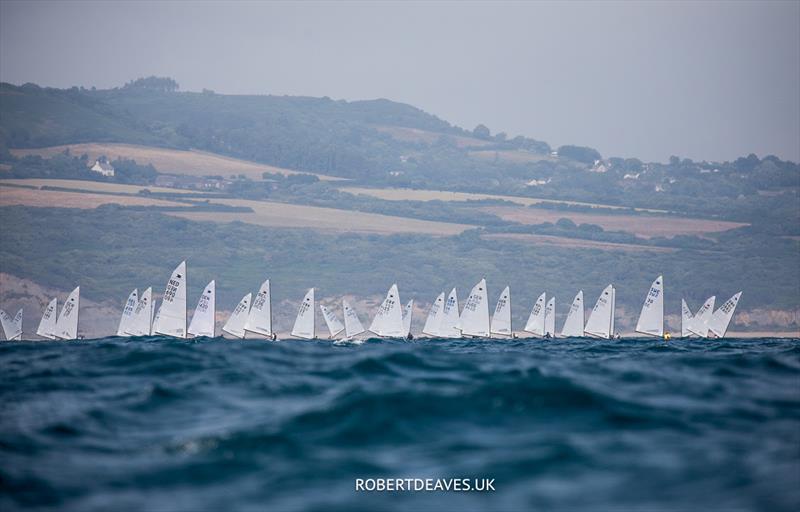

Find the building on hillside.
xmin=90 ymin=160 xmax=115 ymax=177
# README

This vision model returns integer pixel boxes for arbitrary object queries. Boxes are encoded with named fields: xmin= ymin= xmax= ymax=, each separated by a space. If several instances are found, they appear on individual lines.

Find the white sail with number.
xmin=635 ymin=275 xmax=664 ymax=337
xmin=126 ymin=287 xmax=153 ymax=336
xmin=153 ymin=261 xmax=187 ymax=339
xmin=585 ymin=285 xmax=615 ymax=339
xmin=422 ymin=292 xmax=445 ymax=337
xmin=244 ymin=279 xmax=273 ymax=337
xmin=343 ymin=299 xmax=366 ymax=338
xmin=708 ymin=292 xmax=742 ymax=339
xmin=560 ymin=291 xmax=584 ymax=338
xmin=320 ymin=304 xmax=345 ymax=338
xmin=688 ymin=296 xmax=716 ymax=338
xmin=37 ymin=298 xmax=58 ymax=339
xmin=116 ymin=289 xmax=138 ymax=337
xmin=439 ymin=288 xmax=462 ymax=338
xmin=681 ymin=299 xmax=694 ymax=338
xmin=54 ymin=286 xmax=80 ymax=340
xmin=188 ymin=281 xmax=216 ymax=337
xmin=401 ymin=300 xmax=413 ymax=337
xmin=223 ymin=292 xmax=251 ymax=339
xmin=490 ymin=286 xmax=512 ymax=337
xmin=460 ymin=279 xmax=490 ymax=337
xmin=1 ymin=308 xmax=23 ymax=340
xmin=524 ymin=293 xmax=546 ymax=336
xmin=369 ymin=284 xmax=405 ymax=337
xmin=291 ymin=288 xmax=315 ymax=339
xmin=544 ymin=297 xmax=556 ymax=337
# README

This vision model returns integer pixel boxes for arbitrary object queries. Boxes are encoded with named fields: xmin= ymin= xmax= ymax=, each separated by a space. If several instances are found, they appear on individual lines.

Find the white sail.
xmin=320 ymin=304 xmax=345 ymax=338
xmin=490 ymin=286 xmax=512 ymax=337
xmin=401 ymin=300 xmax=413 ymax=337
xmin=126 ymin=287 xmax=153 ymax=336
xmin=439 ymin=288 xmax=462 ymax=338
xmin=188 ymin=280 xmax=216 ymax=337
xmin=244 ymin=279 xmax=272 ymax=337
xmin=54 ymin=286 xmax=80 ymax=340
xmin=688 ymin=296 xmax=716 ymax=338
xmin=560 ymin=290 xmax=584 ymax=338
xmin=116 ymin=289 xmax=138 ymax=337
xmin=610 ymin=286 xmax=616 ymax=337
xmin=524 ymin=293 xmax=547 ymax=336
xmin=369 ymin=284 xmax=405 ymax=337
xmin=544 ymin=297 xmax=556 ymax=337
xmin=422 ymin=292 xmax=445 ymax=337
xmin=343 ymin=299 xmax=366 ymax=338
xmin=37 ymin=298 xmax=58 ymax=339
xmin=1 ymin=308 xmax=23 ymax=340
xmin=461 ymin=279 xmax=490 ymax=337
xmin=223 ymin=292 xmax=251 ymax=339
xmin=681 ymin=299 xmax=694 ymax=338
xmin=153 ymin=261 xmax=187 ymax=338
xmin=291 ymin=288 xmax=315 ymax=339
xmin=585 ymin=285 xmax=615 ymax=339
xmin=635 ymin=275 xmax=664 ymax=337
xmin=708 ymin=292 xmax=742 ymax=339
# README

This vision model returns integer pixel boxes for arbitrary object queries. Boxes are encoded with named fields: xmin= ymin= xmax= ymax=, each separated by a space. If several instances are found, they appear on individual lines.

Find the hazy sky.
xmin=1 ymin=0 xmax=798 ymax=162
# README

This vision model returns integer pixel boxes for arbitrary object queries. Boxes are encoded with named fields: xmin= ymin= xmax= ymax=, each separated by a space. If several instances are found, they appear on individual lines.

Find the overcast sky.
xmin=1 ymin=0 xmax=798 ymax=162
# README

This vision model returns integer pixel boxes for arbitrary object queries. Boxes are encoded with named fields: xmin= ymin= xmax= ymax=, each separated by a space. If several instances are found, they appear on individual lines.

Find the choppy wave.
xmin=1 ymin=337 xmax=798 ymax=511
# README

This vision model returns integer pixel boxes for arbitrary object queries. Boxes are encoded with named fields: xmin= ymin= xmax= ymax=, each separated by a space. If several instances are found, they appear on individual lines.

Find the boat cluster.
xmin=1 ymin=261 xmax=742 ymax=341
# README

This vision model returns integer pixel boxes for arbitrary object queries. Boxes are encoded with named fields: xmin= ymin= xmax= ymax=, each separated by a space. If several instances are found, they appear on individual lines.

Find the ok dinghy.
xmin=291 ymin=288 xmax=316 ymax=339
xmin=544 ymin=297 xmax=556 ymax=338
xmin=342 ymin=299 xmax=366 ymax=339
xmin=707 ymin=292 xmax=742 ymax=339
xmin=369 ymin=284 xmax=406 ymax=338
xmin=681 ymin=299 xmax=695 ymax=338
xmin=402 ymin=300 xmax=414 ymax=338
xmin=422 ymin=292 xmax=445 ymax=337
xmin=460 ymin=279 xmax=490 ymax=338
xmin=490 ymin=286 xmax=512 ymax=338
xmin=36 ymin=298 xmax=58 ymax=339
xmin=223 ymin=292 xmax=252 ymax=339
xmin=188 ymin=281 xmax=216 ymax=337
xmin=585 ymin=285 xmax=616 ymax=339
xmin=117 ymin=289 xmax=138 ymax=337
xmin=126 ymin=287 xmax=154 ymax=336
xmin=635 ymin=275 xmax=664 ymax=338
xmin=688 ymin=296 xmax=716 ymax=338
xmin=320 ymin=304 xmax=345 ymax=339
xmin=54 ymin=286 xmax=80 ymax=340
xmin=244 ymin=279 xmax=274 ymax=338
xmin=153 ymin=261 xmax=188 ymax=339
xmin=0 ymin=308 xmax=23 ymax=340
xmin=560 ymin=291 xmax=584 ymax=338
xmin=524 ymin=293 xmax=547 ymax=337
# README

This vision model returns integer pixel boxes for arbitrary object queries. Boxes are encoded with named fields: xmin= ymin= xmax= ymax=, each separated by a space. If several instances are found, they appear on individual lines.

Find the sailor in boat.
xmin=406 ymin=332 xmax=414 ymax=341
xmin=663 ymin=332 xmax=672 ymax=341
xmin=544 ymin=333 xmax=552 ymax=339
xmin=271 ymin=333 xmax=277 ymax=341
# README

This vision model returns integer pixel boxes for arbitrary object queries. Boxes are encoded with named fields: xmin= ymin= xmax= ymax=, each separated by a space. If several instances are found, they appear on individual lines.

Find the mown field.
xmin=169 ymin=198 xmax=472 ymax=236
xmin=469 ymin=149 xmax=555 ymax=164
xmin=10 ymin=143 xmax=344 ymax=181
xmin=340 ymin=186 xmax=668 ymax=212
xmin=372 ymin=125 xmax=493 ymax=148
xmin=0 ymin=186 xmax=186 ymax=209
xmin=0 ymin=178 xmax=203 ymax=195
xmin=482 ymin=206 xmax=747 ymax=239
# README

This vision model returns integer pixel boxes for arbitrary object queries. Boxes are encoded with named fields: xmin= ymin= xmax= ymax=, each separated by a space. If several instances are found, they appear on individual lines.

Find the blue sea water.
xmin=1 ymin=337 xmax=798 ymax=512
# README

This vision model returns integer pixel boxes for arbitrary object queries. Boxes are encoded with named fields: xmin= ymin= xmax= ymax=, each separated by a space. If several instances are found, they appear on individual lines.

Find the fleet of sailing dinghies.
xmin=4 ymin=263 xmax=748 ymax=341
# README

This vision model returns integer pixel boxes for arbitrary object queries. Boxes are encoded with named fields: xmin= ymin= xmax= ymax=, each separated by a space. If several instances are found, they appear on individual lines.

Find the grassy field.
xmin=483 ymin=206 xmax=747 ymax=238
xmin=373 ymin=125 xmax=493 ymax=148
xmin=0 ymin=178 xmax=203 ymax=195
xmin=0 ymin=186 xmax=186 ymax=209
xmin=10 ymin=143 xmax=344 ymax=181
xmin=169 ymin=198 xmax=473 ymax=236
xmin=339 ymin=186 xmax=668 ymax=212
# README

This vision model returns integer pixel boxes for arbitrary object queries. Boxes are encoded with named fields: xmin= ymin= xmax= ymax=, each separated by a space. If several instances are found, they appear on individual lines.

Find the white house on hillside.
xmin=90 ymin=160 xmax=115 ymax=177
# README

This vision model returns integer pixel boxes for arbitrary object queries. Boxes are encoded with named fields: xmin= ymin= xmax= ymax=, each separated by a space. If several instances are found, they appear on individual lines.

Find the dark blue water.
xmin=1 ymin=337 xmax=798 ymax=512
